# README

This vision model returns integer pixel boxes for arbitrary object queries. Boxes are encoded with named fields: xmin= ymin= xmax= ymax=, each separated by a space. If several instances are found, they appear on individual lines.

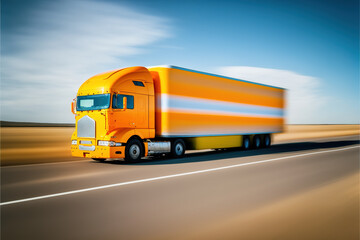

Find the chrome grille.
xmin=79 ymin=145 xmax=95 ymax=151
xmin=77 ymin=115 xmax=95 ymax=138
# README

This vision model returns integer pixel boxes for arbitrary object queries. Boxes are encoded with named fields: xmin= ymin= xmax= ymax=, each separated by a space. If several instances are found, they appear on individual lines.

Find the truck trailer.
xmin=71 ymin=65 xmax=285 ymax=162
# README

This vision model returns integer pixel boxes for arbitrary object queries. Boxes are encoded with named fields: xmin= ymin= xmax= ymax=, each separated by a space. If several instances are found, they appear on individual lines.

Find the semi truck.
xmin=71 ymin=65 xmax=285 ymax=162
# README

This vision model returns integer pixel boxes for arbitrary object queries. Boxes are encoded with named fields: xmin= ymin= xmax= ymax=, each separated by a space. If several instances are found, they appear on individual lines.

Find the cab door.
xmin=110 ymin=93 xmax=135 ymax=129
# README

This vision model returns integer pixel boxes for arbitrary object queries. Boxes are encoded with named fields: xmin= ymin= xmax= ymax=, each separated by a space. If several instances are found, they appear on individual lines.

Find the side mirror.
xmin=122 ymin=97 xmax=127 ymax=110
xmin=71 ymin=99 xmax=76 ymax=114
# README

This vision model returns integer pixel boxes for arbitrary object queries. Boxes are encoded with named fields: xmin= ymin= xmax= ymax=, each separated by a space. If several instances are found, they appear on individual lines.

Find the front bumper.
xmin=71 ymin=144 xmax=125 ymax=159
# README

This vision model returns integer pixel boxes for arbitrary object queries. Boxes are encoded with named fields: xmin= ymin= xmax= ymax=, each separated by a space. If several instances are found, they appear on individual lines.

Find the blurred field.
xmin=1 ymin=125 xmax=359 ymax=166
xmin=1 ymin=127 xmax=76 ymax=166
xmin=274 ymin=125 xmax=360 ymax=142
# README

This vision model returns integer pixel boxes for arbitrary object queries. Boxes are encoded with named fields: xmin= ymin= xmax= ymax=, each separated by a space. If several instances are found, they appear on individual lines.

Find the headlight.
xmin=98 ymin=141 xmax=122 ymax=147
xmin=98 ymin=140 xmax=111 ymax=146
xmin=71 ymin=140 xmax=77 ymax=145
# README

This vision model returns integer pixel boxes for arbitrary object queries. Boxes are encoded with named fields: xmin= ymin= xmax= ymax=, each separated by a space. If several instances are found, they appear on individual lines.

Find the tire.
xmin=253 ymin=135 xmax=261 ymax=149
xmin=263 ymin=134 xmax=271 ymax=147
xmin=171 ymin=139 xmax=186 ymax=158
xmin=242 ymin=136 xmax=250 ymax=150
xmin=92 ymin=158 xmax=106 ymax=162
xmin=124 ymin=138 xmax=143 ymax=162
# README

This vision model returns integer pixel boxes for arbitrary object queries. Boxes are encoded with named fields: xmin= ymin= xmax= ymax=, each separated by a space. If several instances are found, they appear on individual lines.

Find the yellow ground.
xmin=1 ymin=127 xmax=76 ymax=166
xmin=274 ymin=125 xmax=360 ymax=142
xmin=1 ymin=125 xmax=359 ymax=166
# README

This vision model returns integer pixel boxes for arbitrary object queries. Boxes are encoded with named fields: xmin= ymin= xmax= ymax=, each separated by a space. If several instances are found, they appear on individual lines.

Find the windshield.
xmin=76 ymin=94 xmax=110 ymax=111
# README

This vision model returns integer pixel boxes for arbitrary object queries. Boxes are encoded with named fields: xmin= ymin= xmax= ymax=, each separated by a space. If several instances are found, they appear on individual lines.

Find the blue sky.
xmin=1 ymin=0 xmax=359 ymax=123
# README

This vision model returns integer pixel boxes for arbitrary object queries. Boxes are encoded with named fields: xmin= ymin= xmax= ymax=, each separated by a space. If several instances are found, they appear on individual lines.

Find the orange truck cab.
xmin=71 ymin=66 xmax=285 ymax=162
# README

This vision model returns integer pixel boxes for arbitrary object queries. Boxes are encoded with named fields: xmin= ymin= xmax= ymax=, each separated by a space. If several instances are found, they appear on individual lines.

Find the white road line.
xmin=1 ymin=145 xmax=359 ymax=206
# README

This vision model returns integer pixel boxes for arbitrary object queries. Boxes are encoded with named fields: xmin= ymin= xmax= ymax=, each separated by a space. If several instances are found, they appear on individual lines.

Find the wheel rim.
xmin=129 ymin=144 xmax=140 ymax=159
xmin=255 ymin=138 xmax=260 ymax=147
xmin=265 ymin=136 xmax=270 ymax=146
xmin=244 ymin=139 xmax=249 ymax=149
xmin=175 ymin=143 xmax=184 ymax=155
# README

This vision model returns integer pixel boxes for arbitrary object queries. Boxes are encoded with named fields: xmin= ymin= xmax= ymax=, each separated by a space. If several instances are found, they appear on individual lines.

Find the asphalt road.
xmin=1 ymin=135 xmax=359 ymax=240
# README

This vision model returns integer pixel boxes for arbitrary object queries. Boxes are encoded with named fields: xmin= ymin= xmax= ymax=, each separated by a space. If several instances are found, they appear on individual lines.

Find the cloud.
xmin=1 ymin=0 xmax=170 ymax=123
xmin=216 ymin=66 xmax=327 ymax=124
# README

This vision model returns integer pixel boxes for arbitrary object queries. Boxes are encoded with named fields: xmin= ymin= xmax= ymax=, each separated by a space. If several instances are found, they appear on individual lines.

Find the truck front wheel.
xmin=171 ymin=139 xmax=186 ymax=158
xmin=125 ymin=138 xmax=143 ymax=162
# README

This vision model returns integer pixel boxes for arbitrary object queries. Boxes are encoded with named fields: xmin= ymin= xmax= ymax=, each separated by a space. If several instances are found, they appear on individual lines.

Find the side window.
xmin=132 ymin=81 xmax=145 ymax=87
xmin=112 ymin=94 xmax=134 ymax=109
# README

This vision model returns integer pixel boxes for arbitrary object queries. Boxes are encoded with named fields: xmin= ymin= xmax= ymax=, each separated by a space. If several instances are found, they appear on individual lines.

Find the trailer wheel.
xmin=242 ymin=136 xmax=250 ymax=150
xmin=253 ymin=135 xmax=261 ymax=149
xmin=171 ymin=139 xmax=186 ymax=158
xmin=263 ymin=134 xmax=271 ymax=147
xmin=125 ymin=138 xmax=143 ymax=162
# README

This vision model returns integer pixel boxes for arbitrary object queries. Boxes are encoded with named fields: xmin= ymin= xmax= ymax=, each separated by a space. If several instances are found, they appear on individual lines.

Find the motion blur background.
xmin=1 ymin=1 xmax=359 ymax=239
xmin=1 ymin=0 xmax=359 ymax=124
